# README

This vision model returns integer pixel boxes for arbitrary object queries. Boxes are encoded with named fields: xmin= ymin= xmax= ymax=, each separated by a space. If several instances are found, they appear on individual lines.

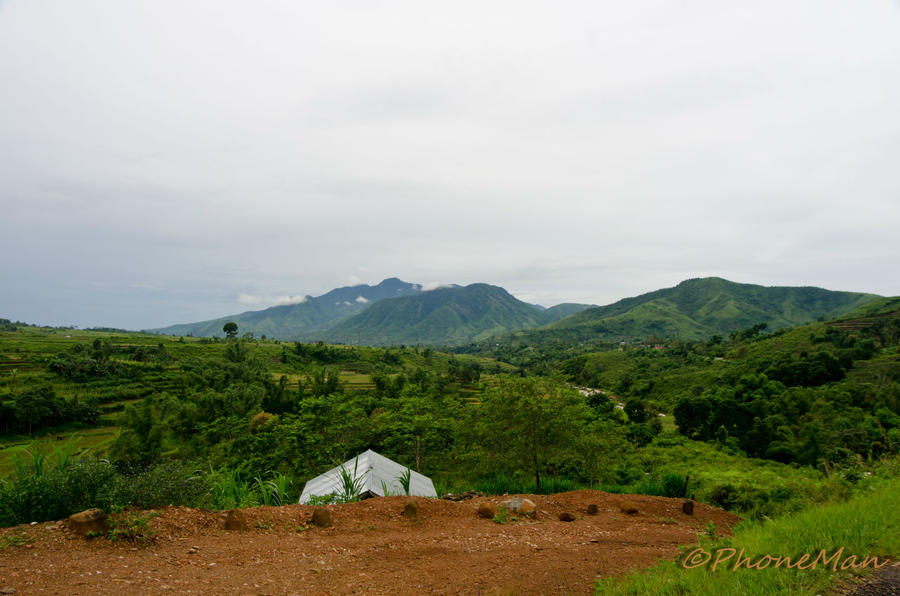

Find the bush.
xmin=112 ymin=460 xmax=211 ymax=509
xmin=0 ymin=458 xmax=118 ymax=526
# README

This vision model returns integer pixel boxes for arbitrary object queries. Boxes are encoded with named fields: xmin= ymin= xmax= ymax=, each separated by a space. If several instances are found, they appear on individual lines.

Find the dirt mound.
xmin=0 ymin=491 xmax=739 ymax=595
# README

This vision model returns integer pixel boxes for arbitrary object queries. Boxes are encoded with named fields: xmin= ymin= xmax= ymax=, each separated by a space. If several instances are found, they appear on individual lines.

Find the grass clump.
xmin=105 ymin=511 xmax=160 ymax=544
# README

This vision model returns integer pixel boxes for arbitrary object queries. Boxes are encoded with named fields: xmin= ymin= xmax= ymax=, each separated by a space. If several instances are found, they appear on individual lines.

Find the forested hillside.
xmin=319 ymin=283 xmax=553 ymax=345
xmin=2 ymin=298 xmax=898 ymax=528
xmin=543 ymin=277 xmax=877 ymax=340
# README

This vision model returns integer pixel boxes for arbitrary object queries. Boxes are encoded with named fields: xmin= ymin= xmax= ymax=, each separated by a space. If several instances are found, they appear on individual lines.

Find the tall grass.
xmin=596 ymin=476 xmax=900 ymax=595
xmin=209 ymin=468 xmax=256 ymax=509
xmin=336 ymin=457 xmax=367 ymax=503
xmin=252 ymin=472 xmax=294 ymax=506
xmin=397 ymin=467 xmax=412 ymax=496
xmin=460 ymin=474 xmax=582 ymax=495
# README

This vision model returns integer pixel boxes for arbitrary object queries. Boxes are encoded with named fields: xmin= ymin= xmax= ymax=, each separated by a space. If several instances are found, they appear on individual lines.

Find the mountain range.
xmin=150 ymin=277 xmax=881 ymax=346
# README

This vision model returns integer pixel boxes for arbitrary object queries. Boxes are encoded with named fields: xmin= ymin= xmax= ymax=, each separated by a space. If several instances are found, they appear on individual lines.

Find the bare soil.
xmin=0 ymin=490 xmax=740 ymax=595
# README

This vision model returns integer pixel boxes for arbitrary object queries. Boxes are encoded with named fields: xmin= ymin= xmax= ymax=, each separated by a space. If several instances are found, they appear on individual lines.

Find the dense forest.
xmin=1 ymin=297 xmax=899 ymax=528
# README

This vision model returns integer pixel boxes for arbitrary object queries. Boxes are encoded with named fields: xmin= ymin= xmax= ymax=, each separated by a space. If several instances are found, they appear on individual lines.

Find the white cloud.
xmin=272 ymin=295 xmax=308 ymax=306
xmin=422 ymin=282 xmax=453 ymax=291
xmin=355 ymin=295 xmax=369 ymax=303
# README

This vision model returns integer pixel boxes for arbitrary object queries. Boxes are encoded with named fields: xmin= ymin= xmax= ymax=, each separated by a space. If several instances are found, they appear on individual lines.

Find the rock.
xmin=66 ymin=508 xmax=109 ymax=536
xmin=402 ymin=501 xmax=419 ymax=521
xmin=442 ymin=490 xmax=481 ymax=501
xmin=223 ymin=509 xmax=248 ymax=531
xmin=498 ymin=497 xmax=537 ymax=518
xmin=586 ymin=504 xmax=599 ymax=516
xmin=310 ymin=507 xmax=332 ymax=528
xmin=618 ymin=501 xmax=639 ymax=515
xmin=476 ymin=504 xmax=496 ymax=519
xmin=0 ymin=588 xmax=17 ymax=594
xmin=558 ymin=512 xmax=576 ymax=522
xmin=682 ymin=499 xmax=694 ymax=516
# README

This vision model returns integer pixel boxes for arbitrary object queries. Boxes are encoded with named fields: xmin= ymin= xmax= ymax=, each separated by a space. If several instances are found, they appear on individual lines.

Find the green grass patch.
xmin=596 ymin=475 xmax=900 ymax=595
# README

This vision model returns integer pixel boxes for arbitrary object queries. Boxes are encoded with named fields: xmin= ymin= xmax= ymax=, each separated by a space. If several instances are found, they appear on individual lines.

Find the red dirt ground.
xmin=0 ymin=490 xmax=740 ymax=595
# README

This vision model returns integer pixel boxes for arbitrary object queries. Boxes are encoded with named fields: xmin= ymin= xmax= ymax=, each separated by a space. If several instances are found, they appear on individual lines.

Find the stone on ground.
xmin=476 ymin=503 xmax=496 ymax=519
xmin=618 ymin=501 xmax=639 ymax=515
xmin=498 ymin=497 xmax=537 ymax=518
xmin=66 ymin=509 xmax=109 ymax=536
xmin=223 ymin=509 xmax=248 ymax=531
xmin=310 ymin=507 xmax=332 ymax=528
xmin=558 ymin=512 xmax=576 ymax=522
xmin=402 ymin=501 xmax=419 ymax=521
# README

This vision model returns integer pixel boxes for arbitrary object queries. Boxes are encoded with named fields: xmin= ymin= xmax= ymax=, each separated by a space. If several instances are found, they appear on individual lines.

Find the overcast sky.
xmin=2 ymin=1 xmax=899 ymax=329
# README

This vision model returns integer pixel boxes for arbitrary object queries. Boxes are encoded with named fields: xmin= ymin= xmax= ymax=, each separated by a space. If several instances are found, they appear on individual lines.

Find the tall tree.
xmin=469 ymin=376 xmax=590 ymax=493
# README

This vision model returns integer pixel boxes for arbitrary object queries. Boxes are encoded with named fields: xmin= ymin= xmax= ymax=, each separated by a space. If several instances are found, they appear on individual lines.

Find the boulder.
xmin=66 ymin=509 xmax=109 ymax=536
xmin=558 ymin=512 xmax=576 ymax=522
xmin=310 ymin=507 xmax=332 ymax=528
xmin=476 ymin=503 xmax=496 ymax=519
xmin=681 ymin=499 xmax=694 ymax=516
xmin=402 ymin=501 xmax=419 ymax=521
xmin=618 ymin=501 xmax=639 ymax=515
xmin=223 ymin=509 xmax=248 ymax=531
xmin=586 ymin=504 xmax=599 ymax=516
xmin=498 ymin=497 xmax=537 ymax=519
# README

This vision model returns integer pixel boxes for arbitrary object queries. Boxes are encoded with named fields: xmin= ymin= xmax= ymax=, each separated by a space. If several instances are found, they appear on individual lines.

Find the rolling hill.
xmin=544 ymin=277 xmax=880 ymax=341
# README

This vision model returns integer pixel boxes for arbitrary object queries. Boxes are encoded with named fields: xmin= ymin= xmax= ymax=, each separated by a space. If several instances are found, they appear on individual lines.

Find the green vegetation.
xmin=550 ymin=277 xmax=878 ymax=340
xmin=2 ymin=287 xmax=898 ymax=596
xmin=104 ymin=511 xmax=160 ymax=544
xmin=462 ymin=277 xmax=879 ymax=360
xmin=321 ymin=283 xmax=550 ymax=346
xmin=596 ymin=468 xmax=900 ymax=595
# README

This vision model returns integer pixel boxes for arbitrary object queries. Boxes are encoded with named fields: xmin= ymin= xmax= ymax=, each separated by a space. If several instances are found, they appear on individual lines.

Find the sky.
xmin=1 ymin=1 xmax=899 ymax=329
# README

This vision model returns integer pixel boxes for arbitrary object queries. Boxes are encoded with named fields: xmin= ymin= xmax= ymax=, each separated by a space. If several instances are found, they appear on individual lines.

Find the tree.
xmin=223 ymin=322 xmax=238 ymax=338
xmin=469 ymin=376 xmax=590 ymax=493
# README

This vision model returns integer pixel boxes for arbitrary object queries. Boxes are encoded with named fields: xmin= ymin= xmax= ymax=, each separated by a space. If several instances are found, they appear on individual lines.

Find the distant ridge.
xmin=150 ymin=278 xmax=424 ymax=339
xmin=150 ymin=276 xmax=880 ymax=346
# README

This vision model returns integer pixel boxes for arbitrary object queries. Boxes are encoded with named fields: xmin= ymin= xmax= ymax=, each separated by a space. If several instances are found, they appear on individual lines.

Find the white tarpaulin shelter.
xmin=299 ymin=449 xmax=437 ymax=504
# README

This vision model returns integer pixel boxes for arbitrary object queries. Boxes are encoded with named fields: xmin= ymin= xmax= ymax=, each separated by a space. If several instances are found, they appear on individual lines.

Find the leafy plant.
xmin=210 ymin=468 xmax=256 ymax=509
xmin=106 ymin=511 xmax=160 ymax=544
xmin=251 ymin=471 xmax=293 ymax=506
xmin=307 ymin=493 xmax=340 ymax=506
xmin=336 ymin=457 xmax=367 ymax=503
xmin=379 ymin=480 xmax=396 ymax=497
xmin=0 ymin=534 xmax=26 ymax=549
xmin=396 ymin=467 xmax=412 ymax=496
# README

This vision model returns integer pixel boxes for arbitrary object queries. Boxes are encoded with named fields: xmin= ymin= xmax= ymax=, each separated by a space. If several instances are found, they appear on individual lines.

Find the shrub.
xmin=112 ymin=460 xmax=210 ymax=509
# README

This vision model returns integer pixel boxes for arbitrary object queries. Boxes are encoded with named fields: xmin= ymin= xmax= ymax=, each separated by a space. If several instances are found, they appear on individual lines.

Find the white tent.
xmin=299 ymin=449 xmax=437 ymax=504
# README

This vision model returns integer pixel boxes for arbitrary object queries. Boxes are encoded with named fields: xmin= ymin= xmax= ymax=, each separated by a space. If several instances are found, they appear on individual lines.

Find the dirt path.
xmin=0 ymin=490 xmax=739 ymax=595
